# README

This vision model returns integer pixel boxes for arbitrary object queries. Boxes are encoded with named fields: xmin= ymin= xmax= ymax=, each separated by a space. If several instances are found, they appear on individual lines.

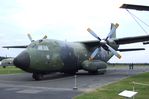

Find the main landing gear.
xmin=32 ymin=73 xmax=43 ymax=81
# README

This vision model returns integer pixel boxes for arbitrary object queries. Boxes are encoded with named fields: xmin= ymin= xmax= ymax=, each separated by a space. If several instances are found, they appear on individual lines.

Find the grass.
xmin=74 ymin=72 xmax=149 ymax=99
xmin=0 ymin=66 xmax=24 ymax=74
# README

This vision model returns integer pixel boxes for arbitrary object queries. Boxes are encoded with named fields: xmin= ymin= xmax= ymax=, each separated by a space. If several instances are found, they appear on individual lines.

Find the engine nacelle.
xmin=82 ymin=60 xmax=107 ymax=72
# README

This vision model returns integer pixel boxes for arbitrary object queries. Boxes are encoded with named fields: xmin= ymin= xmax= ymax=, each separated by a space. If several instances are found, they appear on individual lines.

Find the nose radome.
xmin=13 ymin=51 xmax=30 ymax=71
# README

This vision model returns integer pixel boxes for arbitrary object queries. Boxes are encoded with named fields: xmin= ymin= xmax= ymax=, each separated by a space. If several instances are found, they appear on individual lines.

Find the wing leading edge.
xmin=81 ymin=35 xmax=149 ymax=51
xmin=81 ymin=40 xmax=145 ymax=52
xmin=81 ymin=35 xmax=149 ymax=46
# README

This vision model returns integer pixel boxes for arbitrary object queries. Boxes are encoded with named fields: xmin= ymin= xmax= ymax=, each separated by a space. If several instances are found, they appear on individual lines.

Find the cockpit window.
xmin=30 ymin=44 xmax=36 ymax=48
xmin=28 ymin=43 xmax=49 ymax=51
xmin=37 ymin=45 xmax=49 ymax=51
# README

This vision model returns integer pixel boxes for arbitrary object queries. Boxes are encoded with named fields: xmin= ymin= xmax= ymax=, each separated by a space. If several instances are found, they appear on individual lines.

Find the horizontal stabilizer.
xmin=118 ymin=48 xmax=145 ymax=52
xmin=120 ymin=4 xmax=149 ymax=11
xmin=3 ymin=45 xmax=28 ymax=48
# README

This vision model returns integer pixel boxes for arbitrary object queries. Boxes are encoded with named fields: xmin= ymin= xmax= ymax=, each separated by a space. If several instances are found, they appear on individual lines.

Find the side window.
xmin=43 ymin=46 xmax=49 ymax=50
xmin=28 ymin=44 xmax=37 ymax=49
xmin=38 ymin=45 xmax=43 ymax=50
xmin=37 ymin=45 xmax=49 ymax=51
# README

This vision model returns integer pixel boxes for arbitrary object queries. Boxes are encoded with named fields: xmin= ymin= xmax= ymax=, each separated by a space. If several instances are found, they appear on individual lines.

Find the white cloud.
xmin=12 ymin=0 xmax=130 ymax=32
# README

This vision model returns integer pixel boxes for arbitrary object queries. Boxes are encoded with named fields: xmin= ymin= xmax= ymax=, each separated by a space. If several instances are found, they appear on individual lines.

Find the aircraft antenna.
xmin=126 ymin=9 xmax=149 ymax=35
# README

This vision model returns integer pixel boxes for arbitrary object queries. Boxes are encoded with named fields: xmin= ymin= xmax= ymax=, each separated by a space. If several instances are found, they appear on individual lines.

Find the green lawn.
xmin=0 ymin=66 xmax=24 ymax=74
xmin=74 ymin=72 xmax=149 ymax=99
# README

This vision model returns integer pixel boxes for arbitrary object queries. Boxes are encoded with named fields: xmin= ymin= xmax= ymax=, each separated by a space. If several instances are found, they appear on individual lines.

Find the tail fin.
xmin=107 ymin=23 xmax=119 ymax=39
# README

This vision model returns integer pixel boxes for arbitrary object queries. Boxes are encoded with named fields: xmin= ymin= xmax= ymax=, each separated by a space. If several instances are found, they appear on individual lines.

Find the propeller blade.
xmin=87 ymin=28 xmax=101 ymax=41
xmin=89 ymin=48 xmax=100 ymax=60
xmin=106 ymin=44 xmax=121 ymax=59
xmin=27 ymin=33 xmax=33 ymax=42
xmin=110 ymin=23 xmax=114 ymax=30
xmin=106 ymin=23 xmax=119 ymax=39
xmin=43 ymin=35 xmax=47 ymax=39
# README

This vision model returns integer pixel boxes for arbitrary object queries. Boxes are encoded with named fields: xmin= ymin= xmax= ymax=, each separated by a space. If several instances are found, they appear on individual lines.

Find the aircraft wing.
xmin=81 ymin=35 xmax=149 ymax=45
xmin=80 ymin=40 xmax=99 ymax=47
xmin=3 ymin=45 xmax=28 ymax=48
xmin=80 ymin=41 xmax=145 ymax=52
xmin=114 ymin=35 xmax=149 ymax=45
xmin=120 ymin=4 xmax=149 ymax=11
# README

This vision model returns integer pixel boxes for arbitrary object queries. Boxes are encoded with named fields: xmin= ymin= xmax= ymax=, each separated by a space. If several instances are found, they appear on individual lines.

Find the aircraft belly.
xmin=59 ymin=42 xmax=90 ymax=72
xmin=60 ymin=45 xmax=78 ymax=71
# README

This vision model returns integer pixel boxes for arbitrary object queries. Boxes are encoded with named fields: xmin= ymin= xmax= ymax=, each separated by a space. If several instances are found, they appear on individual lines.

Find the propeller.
xmin=87 ymin=28 xmax=101 ymax=41
xmin=89 ymin=48 xmax=101 ymax=60
xmin=42 ymin=35 xmax=47 ymax=39
xmin=106 ymin=23 xmax=119 ymax=40
xmin=87 ymin=23 xmax=121 ymax=60
xmin=27 ymin=33 xmax=34 ymax=42
xmin=27 ymin=33 xmax=47 ymax=42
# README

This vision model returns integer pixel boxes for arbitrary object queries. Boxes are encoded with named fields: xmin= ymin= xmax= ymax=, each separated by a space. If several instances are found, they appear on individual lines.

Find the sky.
xmin=0 ymin=0 xmax=149 ymax=63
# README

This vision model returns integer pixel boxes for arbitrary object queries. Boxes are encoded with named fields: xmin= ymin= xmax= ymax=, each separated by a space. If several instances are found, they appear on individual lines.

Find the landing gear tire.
xmin=32 ymin=73 xmax=43 ymax=81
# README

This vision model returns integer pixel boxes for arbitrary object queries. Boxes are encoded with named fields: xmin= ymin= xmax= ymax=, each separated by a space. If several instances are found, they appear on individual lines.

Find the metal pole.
xmin=132 ymin=81 xmax=135 ymax=99
xmin=132 ymin=81 xmax=135 ymax=91
xmin=73 ymin=75 xmax=78 ymax=90
xmin=73 ymin=55 xmax=79 ymax=90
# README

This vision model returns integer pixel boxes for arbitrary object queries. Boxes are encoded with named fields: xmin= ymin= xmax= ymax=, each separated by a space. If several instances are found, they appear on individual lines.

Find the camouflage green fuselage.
xmin=21 ymin=39 xmax=113 ymax=73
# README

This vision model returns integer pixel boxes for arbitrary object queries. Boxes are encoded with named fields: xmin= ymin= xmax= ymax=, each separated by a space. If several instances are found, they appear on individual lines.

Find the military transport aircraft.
xmin=3 ymin=23 xmax=149 ymax=80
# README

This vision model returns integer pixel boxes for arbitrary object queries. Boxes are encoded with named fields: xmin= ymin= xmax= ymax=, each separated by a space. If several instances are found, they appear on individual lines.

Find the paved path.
xmin=0 ymin=65 xmax=148 ymax=99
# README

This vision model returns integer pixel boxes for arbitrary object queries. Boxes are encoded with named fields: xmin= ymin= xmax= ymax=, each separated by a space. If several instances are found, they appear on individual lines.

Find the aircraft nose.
xmin=13 ymin=51 xmax=30 ymax=71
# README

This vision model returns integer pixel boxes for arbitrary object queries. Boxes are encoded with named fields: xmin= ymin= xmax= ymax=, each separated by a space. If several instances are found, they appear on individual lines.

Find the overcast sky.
xmin=0 ymin=0 xmax=149 ymax=63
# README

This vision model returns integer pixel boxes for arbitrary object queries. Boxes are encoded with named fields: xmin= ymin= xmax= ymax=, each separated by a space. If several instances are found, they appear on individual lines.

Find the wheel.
xmin=32 ymin=73 xmax=43 ymax=81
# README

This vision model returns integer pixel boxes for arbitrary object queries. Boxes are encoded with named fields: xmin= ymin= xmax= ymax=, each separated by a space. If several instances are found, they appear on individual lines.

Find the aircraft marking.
xmin=46 ymin=55 xmax=50 ymax=60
